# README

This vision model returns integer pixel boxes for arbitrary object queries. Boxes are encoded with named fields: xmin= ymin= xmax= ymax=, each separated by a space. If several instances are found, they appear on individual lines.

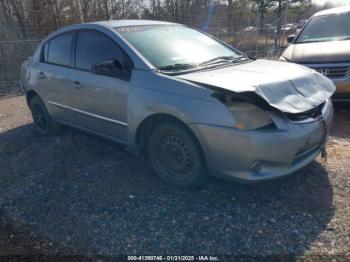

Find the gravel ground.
xmin=0 ymin=95 xmax=349 ymax=257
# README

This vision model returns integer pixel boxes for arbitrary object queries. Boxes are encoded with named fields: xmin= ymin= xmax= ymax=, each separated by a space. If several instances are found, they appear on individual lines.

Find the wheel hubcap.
xmin=157 ymin=135 xmax=193 ymax=175
xmin=32 ymin=105 xmax=47 ymax=130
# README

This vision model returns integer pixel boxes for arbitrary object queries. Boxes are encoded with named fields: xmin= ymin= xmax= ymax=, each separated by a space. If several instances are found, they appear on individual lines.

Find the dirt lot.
xmin=0 ymin=95 xmax=349 ymax=257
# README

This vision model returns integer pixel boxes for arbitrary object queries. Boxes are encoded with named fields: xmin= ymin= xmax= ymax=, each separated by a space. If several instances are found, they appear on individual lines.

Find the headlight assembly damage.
xmin=213 ymin=92 xmax=275 ymax=130
xmin=227 ymin=102 xmax=273 ymax=130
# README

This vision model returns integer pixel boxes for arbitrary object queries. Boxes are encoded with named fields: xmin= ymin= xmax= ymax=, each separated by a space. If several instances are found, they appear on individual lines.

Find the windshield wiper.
xmin=338 ymin=36 xmax=350 ymax=41
xmin=158 ymin=63 xmax=197 ymax=71
xmin=231 ymin=56 xmax=251 ymax=63
xmin=199 ymin=56 xmax=235 ymax=66
xmin=158 ymin=55 xmax=250 ymax=73
xmin=199 ymin=55 xmax=249 ymax=66
xmin=298 ymin=39 xmax=331 ymax=44
xmin=298 ymin=36 xmax=350 ymax=44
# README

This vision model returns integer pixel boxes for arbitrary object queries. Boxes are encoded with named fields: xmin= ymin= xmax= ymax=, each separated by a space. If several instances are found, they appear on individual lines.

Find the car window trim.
xmin=293 ymin=15 xmax=316 ymax=44
xmin=40 ymin=32 xmax=75 ymax=68
xmin=72 ymin=29 xmax=134 ymax=81
xmin=40 ymin=42 xmax=49 ymax=63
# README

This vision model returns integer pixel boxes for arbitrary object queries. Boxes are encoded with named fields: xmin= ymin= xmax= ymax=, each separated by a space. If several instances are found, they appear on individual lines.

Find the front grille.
xmin=286 ymin=102 xmax=325 ymax=122
xmin=311 ymin=66 xmax=350 ymax=79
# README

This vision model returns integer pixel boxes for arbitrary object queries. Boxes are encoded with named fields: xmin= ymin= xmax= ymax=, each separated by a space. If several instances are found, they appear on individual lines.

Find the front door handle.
xmin=73 ymin=80 xmax=83 ymax=89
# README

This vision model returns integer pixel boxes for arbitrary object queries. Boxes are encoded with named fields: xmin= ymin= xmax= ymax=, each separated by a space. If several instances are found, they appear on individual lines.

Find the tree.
xmin=227 ymin=0 xmax=251 ymax=45
xmin=253 ymin=0 xmax=275 ymax=32
xmin=272 ymin=0 xmax=311 ymax=47
xmin=254 ymin=0 xmax=311 ymax=32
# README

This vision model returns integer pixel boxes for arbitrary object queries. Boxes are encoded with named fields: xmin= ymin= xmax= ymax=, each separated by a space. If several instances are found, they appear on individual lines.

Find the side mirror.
xmin=92 ymin=59 xmax=122 ymax=77
xmin=287 ymin=35 xmax=295 ymax=44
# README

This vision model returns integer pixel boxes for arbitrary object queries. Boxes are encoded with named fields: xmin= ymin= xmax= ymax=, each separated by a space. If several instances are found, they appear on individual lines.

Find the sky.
xmin=312 ymin=0 xmax=350 ymax=5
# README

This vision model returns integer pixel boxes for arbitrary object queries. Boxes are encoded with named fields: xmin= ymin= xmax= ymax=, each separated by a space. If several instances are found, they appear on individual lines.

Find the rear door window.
xmin=47 ymin=33 xmax=73 ymax=66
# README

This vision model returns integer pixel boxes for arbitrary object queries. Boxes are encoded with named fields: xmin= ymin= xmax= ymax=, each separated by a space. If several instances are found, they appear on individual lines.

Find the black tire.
xmin=148 ymin=121 xmax=207 ymax=188
xmin=29 ymin=96 xmax=61 ymax=135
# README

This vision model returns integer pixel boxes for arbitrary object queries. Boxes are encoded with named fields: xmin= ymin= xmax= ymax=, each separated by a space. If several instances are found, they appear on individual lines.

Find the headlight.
xmin=227 ymin=102 xmax=273 ymax=130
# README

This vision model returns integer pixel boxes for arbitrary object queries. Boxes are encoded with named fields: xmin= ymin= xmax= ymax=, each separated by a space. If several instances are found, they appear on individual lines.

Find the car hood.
xmin=176 ymin=59 xmax=335 ymax=114
xmin=282 ymin=40 xmax=350 ymax=63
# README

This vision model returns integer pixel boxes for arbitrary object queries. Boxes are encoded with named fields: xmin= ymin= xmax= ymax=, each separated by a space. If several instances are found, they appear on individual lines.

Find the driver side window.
xmin=75 ymin=31 xmax=133 ymax=80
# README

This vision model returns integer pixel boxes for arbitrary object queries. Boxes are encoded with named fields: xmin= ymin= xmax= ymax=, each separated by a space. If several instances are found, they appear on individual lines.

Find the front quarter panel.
xmin=127 ymin=70 xmax=235 ymax=152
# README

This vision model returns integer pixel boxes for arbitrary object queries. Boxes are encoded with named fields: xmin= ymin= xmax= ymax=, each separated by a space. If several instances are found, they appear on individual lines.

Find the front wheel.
xmin=148 ymin=122 xmax=207 ymax=188
xmin=29 ymin=96 xmax=61 ymax=135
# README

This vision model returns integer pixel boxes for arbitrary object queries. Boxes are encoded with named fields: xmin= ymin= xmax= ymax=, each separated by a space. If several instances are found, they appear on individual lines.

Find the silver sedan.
xmin=20 ymin=20 xmax=335 ymax=188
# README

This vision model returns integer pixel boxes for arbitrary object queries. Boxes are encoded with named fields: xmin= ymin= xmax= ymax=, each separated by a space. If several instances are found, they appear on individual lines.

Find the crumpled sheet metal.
xmin=177 ymin=59 xmax=335 ymax=114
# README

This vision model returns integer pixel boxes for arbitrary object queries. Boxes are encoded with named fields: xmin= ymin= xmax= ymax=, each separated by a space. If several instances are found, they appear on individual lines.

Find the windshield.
xmin=296 ymin=12 xmax=350 ymax=43
xmin=115 ymin=25 xmax=242 ymax=69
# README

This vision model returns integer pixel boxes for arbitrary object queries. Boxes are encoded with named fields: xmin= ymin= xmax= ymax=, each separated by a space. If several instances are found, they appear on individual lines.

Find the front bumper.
xmin=191 ymin=99 xmax=333 ymax=182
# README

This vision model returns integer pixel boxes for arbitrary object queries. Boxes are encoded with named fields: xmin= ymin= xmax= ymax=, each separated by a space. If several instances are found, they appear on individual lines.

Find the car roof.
xmin=37 ymin=20 xmax=173 ymax=71
xmin=313 ymin=5 xmax=350 ymax=17
xmin=90 ymin=19 xmax=180 ymax=28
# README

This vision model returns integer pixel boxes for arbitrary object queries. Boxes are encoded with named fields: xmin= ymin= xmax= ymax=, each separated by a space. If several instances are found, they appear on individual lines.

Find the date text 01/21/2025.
xmin=127 ymin=255 xmax=219 ymax=261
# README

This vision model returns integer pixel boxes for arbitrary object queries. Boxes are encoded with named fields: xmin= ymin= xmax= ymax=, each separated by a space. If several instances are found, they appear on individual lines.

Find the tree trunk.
xmin=11 ymin=0 xmax=27 ymax=39
xmin=275 ymin=0 xmax=283 ymax=50
xmin=104 ymin=0 xmax=110 ymax=20
xmin=259 ymin=5 xmax=265 ymax=32
xmin=227 ymin=0 xmax=233 ymax=36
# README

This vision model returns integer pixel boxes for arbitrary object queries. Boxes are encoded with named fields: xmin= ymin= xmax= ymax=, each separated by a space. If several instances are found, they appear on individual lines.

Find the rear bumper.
xmin=191 ymin=99 xmax=333 ymax=182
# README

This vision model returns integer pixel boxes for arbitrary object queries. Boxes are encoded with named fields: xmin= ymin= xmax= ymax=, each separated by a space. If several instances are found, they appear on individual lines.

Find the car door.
xmin=69 ymin=30 xmax=132 ymax=142
xmin=36 ymin=32 xmax=75 ymax=123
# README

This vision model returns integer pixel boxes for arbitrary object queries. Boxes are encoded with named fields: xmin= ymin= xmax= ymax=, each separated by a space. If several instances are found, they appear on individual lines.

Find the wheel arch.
xmin=26 ymin=90 xmax=40 ymax=107
xmin=134 ymin=113 xmax=207 ymax=168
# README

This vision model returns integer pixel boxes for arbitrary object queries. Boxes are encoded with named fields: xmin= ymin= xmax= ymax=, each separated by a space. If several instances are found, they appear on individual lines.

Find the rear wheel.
xmin=29 ymin=96 xmax=61 ymax=135
xmin=148 ymin=121 xmax=206 ymax=188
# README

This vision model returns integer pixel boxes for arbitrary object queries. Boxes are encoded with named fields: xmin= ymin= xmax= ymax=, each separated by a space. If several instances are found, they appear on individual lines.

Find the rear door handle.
xmin=73 ymin=80 xmax=83 ymax=89
xmin=38 ymin=71 xmax=47 ymax=80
